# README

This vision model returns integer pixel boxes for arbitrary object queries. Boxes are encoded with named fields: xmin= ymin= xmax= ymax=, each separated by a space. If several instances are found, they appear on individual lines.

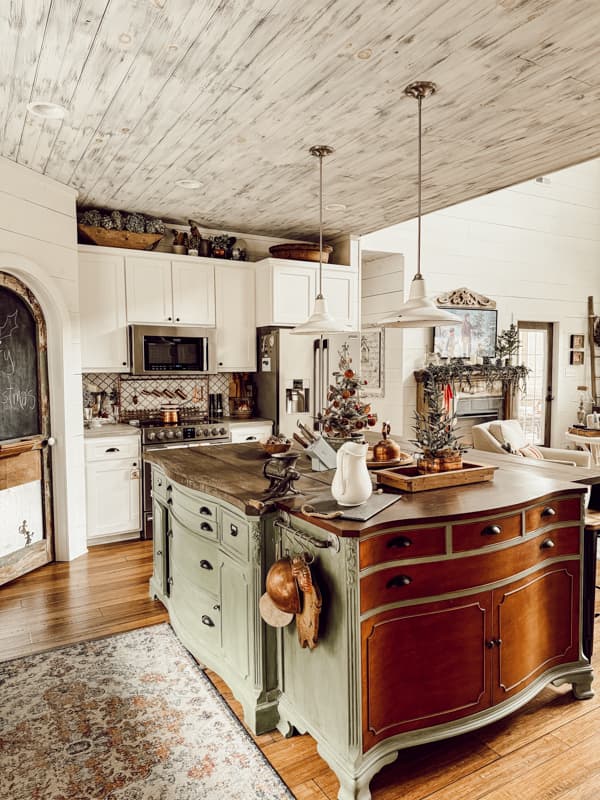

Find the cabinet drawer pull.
xmin=387 ymin=536 xmax=413 ymax=549
xmin=156 ymin=549 xmax=163 ymax=556
xmin=105 ymin=447 xmax=120 ymax=453
xmin=200 ymin=522 xmax=213 ymax=532
xmin=482 ymin=525 xmax=501 ymax=536
xmin=199 ymin=559 xmax=213 ymax=570
xmin=541 ymin=506 xmax=556 ymax=518
xmin=201 ymin=615 xmax=214 ymax=627
xmin=199 ymin=506 xmax=213 ymax=516
xmin=541 ymin=538 xmax=555 ymax=549
xmin=229 ymin=523 xmax=239 ymax=537
xmin=167 ymin=485 xmax=172 ymax=492
xmin=386 ymin=574 xmax=412 ymax=589
xmin=167 ymin=498 xmax=173 ymax=506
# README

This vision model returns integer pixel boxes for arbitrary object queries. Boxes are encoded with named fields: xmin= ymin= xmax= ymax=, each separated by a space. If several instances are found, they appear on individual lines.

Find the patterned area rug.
xmin=0 ymin=624 xmax=293 ymax=800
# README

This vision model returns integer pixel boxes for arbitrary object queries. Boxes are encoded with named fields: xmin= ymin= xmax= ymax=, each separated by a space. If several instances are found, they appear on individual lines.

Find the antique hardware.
xmin=200 ymin=522 xmax=212 ymax=532
xmin=199 ymin=560 xmax=213 ymax=570
xmin=201 ymin=615 xmax=214 ymax=627
xmin=274 ymin=513 xmax=340 ymax=553
xmin=482 ymin=524 xmax=502 ymax=536
xmin=542 ymin=506 xmax=557 ymax=517
xmin=541 ymin=538 xmax=555 ymax=549
xmin=387 ymin=536 xmax=413 ymax=549
xmin=199 ymin=506 xmax=213 ymax=516
xmin=263 ymin=453 xmax=301 ymax=501
xmin=230 ymin=523 xmax=238 ymax=537
xmin=156 ymin=550 xmax=163 ymax=556
xmin=386 ymin=574 xmax=413 ymax=589
xmin=105 ymin=447 xmax=120 ymax=453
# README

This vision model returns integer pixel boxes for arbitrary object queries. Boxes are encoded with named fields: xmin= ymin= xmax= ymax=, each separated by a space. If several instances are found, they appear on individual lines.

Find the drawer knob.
xmin=386 ymin=574 xmax=412 ymax=589
xmin=156 ymin=549 xmax=163 ymax=556
xmin=200 ymin=559 xmax=213 ymax=570
xmin=494 ymin=638 xmax=503 ymax=647
xmin=157 ymin=480 xmax=162 ymax=487
xmin=230 ymin=524 xmax=239 ymax=537
xmin=541 ymin=538 xmax=555 ymax=549
xmin=485 ymin=640 xmax=495 ymax=649
xmin=199 ymin=506 xmax=213 ymax=516
xmin=482 ymin=525 xmax=501 ymax=536
xmin=200 ymin=522 xmax=213 ymax=532
xmin=213 ymin=604 xmax=220 ymax=611
xmin=541 ymin=506 xmax=556 ymax=518
xmin=387 ymin=536 xmax=413 ymax=549
xmin=201 ymin=615 xmax=214 ymax=627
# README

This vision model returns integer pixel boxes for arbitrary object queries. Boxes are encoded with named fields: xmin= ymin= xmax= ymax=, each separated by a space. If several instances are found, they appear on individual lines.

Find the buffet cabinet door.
xmin=361 ymin=591 xmax=493 ymax=751
xmin=492 ymin=560 xmax=580 ymax=704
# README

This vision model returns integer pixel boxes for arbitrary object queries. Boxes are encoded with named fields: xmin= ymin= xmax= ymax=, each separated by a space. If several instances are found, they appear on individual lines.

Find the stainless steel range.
xmin=141 ymin=417 xmax=230 ymax=539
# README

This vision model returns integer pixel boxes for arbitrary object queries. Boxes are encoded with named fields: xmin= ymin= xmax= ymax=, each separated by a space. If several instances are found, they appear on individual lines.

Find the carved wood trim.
xmin=436 ymin=287 xmax=496 ymax=309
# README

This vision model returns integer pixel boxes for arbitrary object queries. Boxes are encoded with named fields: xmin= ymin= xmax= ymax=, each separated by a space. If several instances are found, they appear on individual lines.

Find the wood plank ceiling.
xmin=2 ymin=0 xmax=600 ymax=240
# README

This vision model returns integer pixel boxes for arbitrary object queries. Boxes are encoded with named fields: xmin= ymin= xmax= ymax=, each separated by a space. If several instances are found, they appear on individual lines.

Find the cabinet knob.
xmin=200 ymin=522 xmax=213 ymax=532
xmin=482 ymin=525 xmax=502 ymax=536
xmin=199 ymin=559 xmax=213 ymax=570
xmin=168 ymin=577 xmax=174 ymax=586
xmin=541 ymin=506 xmax=556 ymax=518
xmin=199 ymin=506 xmax=212 ymax=516
xmin=201 ymin=615 xmax=214 ymax=627
xmin=176 ymin=317 xmax=180 ymax=322
xmin=485 ymin=640 xmax=495 ymax=649
xmin=230 ymin=524 xmax=238 ymax=537
xmin=156 ymin=550 xmax=163 ymax=556
xmin=218 ymin=362 xmax=223 ymax=367
xmin=387 ymin=536 xmax=413 ymax=549
xmin=213 ymin=604 xmax=220 ymax=611
xmin=494 ymin=638 xmax=503 ymax=646
xmin=167 ymin=316 xmax=172 ymax=321
xmin=541 ymin=538 xmax=555 ymax=549
xmin=122 ymin=361 xmax=127 ymax=366
xmin=386 ymin=574 xmax=412 ymax=589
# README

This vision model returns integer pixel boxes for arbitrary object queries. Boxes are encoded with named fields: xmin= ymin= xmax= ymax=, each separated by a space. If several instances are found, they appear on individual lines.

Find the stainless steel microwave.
xmin=129 ymin=325 xmax=216 ymax=375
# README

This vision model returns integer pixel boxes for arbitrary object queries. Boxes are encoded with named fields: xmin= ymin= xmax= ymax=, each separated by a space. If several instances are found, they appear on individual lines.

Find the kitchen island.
xmin=145 ymin=443 xmax=594 ymax=800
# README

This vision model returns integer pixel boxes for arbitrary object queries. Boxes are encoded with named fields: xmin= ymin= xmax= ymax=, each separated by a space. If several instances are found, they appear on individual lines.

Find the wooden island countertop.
xmin=144 ymin=442 xmax=587 ymax=534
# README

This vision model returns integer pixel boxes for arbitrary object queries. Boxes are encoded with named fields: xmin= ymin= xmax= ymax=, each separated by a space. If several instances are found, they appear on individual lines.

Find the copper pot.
xmin=266 ymin=556 xmax=301 ymax=614
xmin=372 ymin=421 xmax=401 ymax=462
xmin=161 ymin=407 xmax=179 ymax=424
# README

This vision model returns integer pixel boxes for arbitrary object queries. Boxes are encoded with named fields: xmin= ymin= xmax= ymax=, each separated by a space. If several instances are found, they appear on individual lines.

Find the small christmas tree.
xmin=412 ymin=379 xmax=465 ymax=460
xmin=319 ymin=367 xmax=377 ymax=438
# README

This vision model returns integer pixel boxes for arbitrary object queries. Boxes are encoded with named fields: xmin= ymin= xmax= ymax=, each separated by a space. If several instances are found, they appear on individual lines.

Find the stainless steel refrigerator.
xmin=253 ymin=326 xmax=360 ymax=437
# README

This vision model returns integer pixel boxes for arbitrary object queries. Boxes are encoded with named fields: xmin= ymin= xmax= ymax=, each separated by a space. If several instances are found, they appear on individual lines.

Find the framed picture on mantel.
xmin=433 ymin=308 xmax=498 ymax=359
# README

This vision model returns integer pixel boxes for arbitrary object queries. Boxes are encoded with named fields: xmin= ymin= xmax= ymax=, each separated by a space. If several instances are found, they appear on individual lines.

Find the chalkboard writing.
xmin=0 ymin=288 xmax=39 ymax=440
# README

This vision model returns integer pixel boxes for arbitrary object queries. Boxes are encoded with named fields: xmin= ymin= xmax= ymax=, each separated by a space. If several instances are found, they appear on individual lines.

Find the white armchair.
xmin=471 ymin=420 xmax=591 ymax=467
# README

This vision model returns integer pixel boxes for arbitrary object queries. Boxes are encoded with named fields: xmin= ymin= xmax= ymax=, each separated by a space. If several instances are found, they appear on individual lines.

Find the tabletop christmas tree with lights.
xmin=318 ymin=343 xmax=377 ymax=438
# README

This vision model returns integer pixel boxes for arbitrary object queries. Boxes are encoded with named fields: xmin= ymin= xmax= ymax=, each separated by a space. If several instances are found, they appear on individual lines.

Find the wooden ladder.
xmin=587 ymin=296 xmax=600 ymax=410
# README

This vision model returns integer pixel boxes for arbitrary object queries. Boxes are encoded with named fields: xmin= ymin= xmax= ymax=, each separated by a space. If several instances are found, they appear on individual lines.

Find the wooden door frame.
xmin=0 ymin=272 xmax=53 ymax=583
xmin=518 ymin=321 xmax=554 ymax=446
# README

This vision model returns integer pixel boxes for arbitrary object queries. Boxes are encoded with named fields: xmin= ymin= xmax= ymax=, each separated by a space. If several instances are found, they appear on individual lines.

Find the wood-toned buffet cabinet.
xmin=272 ymin=485 xmax=594 ymax=800
xmin=149 ymin=464 xmax=278 ymax=735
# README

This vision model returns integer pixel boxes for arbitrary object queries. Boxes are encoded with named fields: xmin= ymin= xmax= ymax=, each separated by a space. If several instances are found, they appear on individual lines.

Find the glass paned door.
xmin=517 ymin=322 xmax=554 ymax=445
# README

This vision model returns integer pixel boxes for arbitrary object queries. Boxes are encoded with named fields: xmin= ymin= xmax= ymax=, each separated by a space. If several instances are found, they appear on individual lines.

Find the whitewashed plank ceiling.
xmin=2 ymin=0 xmax=600 ymax=239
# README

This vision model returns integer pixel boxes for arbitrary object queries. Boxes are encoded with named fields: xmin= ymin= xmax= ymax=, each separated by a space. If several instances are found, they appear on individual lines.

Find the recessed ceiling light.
xmin=119 ymin=33 xmax=132 ymax=44
xmin=356 ymin=48 xmax=372 ymax=60
xmin=326 ymin=203 xmax=347 ymax=211
xmin=175 ymin=179 xmax=203 ymax=189
xmin=168 ymin=44 xmax=178 ymax=51
xmin=27 ymin=101 xmax=67 ymax=120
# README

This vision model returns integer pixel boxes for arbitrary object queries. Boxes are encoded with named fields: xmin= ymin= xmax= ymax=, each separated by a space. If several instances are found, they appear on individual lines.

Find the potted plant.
xmin=412 ymin=378 xmax=466 ymax=472
xmin=496 ymin=323 xmax=520 ymax=366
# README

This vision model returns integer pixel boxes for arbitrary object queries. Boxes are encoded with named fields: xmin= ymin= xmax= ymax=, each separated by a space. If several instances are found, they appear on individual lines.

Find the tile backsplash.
xmin=83 ymin=372 xmax=232 ymax=420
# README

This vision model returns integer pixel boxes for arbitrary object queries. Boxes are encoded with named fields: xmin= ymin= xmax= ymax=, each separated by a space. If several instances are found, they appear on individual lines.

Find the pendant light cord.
xmin=416 ymin=92 xmax=422 ymax=279
xmin=318 ymin=151 xmax=324 ymax=298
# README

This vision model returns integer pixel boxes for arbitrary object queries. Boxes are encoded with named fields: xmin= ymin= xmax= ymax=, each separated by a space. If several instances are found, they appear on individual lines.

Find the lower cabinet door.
xmin=170 ymin=568 xmax=221 ymax=654
xmin=152 ymin=499 xmax=167 ymax=595
xmin=492 ymin=560 xmax=580 ymax=703
xmin=220 ymin=554 xmax=250 ymax=681
xmin=86 ymin=458 xmax=141 ymax=538
xmin=361 ymin=591 xmax=493 ymax=751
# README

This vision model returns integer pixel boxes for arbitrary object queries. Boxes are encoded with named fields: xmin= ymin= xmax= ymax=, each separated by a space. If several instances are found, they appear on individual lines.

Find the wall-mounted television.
xmin=433 ymin=308 xmax=498 ymax=359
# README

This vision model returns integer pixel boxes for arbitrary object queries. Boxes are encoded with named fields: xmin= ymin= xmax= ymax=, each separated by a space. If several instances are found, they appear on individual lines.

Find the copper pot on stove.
xmin=372 ymin=421 xmax=401 ymax=462
xmin=161 ymin=406 xmax=179 ymax=424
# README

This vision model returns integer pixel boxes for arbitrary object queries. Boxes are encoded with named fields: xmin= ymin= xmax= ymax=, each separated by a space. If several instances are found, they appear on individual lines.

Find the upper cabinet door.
xmin=322 ymin=265 xmax=359 ymax=331
xmin=125 ymin=256 xmax=173 ymax=324
xmin=79 ymin=252 xmax=129 ymax=371
xmin=215 ymin=263 xmax=256 ymax=371
xmin=271 ymin=262 xmax=316 ymax=325
xmin=171 ymin=259 xmax=215 ymax=325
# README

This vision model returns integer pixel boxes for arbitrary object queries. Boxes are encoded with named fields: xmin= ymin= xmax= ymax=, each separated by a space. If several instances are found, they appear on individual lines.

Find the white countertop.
xmin=84 ymin=423 xmax=141 ymax=439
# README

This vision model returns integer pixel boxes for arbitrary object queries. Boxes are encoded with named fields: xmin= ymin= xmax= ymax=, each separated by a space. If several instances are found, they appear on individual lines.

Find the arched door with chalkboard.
xmin=0 ymin=271 xmax=53 ymax=585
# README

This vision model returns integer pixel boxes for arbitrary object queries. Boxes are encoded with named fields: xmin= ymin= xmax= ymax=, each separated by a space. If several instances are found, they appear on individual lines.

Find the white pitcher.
xmin=331 ymin=441 xmax=372 ymax=507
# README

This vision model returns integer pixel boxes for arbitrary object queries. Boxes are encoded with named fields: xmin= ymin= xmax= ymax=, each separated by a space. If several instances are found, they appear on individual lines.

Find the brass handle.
xmin=200 ymin=559 xmax=213 ymax=570
xmin=199 ymin=506 xmax=212 ymax=516
xmin=230 ymin=524 xmax=239 ymax=537
xmin=541 ymin=538 xmax=555 ymax=549
xmin=200 ymin=522 xmax=213 ymax=532
xmin=387 ymin=536 xmax=413 ymax=549
xmin=386 ymin=574 xmax=412 ymax=589
xmin=201 ymin=615 xmax=214 ymax=627
xmin=482 ymin=525 xmax=501 ymax=536
xmin=541 ymin=506 xmax=556 ymax=517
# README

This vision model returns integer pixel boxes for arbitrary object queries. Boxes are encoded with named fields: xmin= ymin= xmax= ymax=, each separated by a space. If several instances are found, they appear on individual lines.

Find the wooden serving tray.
xmin=376 ymin=461 xmax=496 ymax=493
xmin=568 ymin=426 xmax=600 ymax=437
xmin=78 ymin=224 xmax=163 ymax=251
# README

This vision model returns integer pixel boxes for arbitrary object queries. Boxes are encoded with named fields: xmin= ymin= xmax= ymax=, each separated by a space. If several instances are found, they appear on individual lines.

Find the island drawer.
xmin=170 ymin=569 xmax=221 ymax=653
xmin=525 ymin=497 xmax=581 ymax=533
xmin=152 ymin=468 xmax=167 ymax=502
xmin=359 ymin=527 xmax=446 ymax=569
xmin=360 ymin=527 xmax=580 ymax=613
xmin=452 ymin=512 xmax=522 ymax=553
xmin=220 ymin=509 xmax=249 ymax=560
xmin=170 ymin=517 xmax=220 ymax=596
xmin=170 ymin=485 xmax=218 ymax=539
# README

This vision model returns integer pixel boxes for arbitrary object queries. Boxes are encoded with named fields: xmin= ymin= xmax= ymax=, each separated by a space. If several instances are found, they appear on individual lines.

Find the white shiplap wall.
xmin=361 ymin=159 xmax=600 ymax=447
xmin=0 ymin=157 xmax=85 ymax=561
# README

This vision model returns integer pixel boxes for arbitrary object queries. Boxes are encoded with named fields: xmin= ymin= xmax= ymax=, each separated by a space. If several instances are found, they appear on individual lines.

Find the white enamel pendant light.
xmin=379 ymin=82 xmax=460 ymax=328
xmin=292 ymin=145 xmax=353 ymax=335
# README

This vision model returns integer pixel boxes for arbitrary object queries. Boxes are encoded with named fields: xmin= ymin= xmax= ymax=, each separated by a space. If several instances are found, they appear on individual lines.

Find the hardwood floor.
xmin=1 ymin=540 xmax=600 ymax=800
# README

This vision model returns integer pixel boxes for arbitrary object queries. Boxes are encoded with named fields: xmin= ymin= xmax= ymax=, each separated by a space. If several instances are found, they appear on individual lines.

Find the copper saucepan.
xmin=161 ymin=406 xmax=179 ymax=424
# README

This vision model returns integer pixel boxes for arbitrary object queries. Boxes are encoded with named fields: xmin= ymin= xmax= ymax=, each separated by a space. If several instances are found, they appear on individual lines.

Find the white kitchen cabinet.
xmin=215 ymin=262 xmax=256 ymax=371
xmin=229 ymin=420 xmax=273 ymax=443
xmin=255 ymin=257 xmax=358 ymax=329
xmin=84 ymin=433 xmax=141 ymax=543
xmin=125 ymin=255 xmax=215 ymax=326
xmin=79 ymin=251 xmax=129 ymax=372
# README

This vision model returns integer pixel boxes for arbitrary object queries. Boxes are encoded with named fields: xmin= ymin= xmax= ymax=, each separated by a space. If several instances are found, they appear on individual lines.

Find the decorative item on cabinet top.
xmin=77 ymin=208 xmax=165 ymax=250
xmin=269 ymin=242 xmax=333 ymax=263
